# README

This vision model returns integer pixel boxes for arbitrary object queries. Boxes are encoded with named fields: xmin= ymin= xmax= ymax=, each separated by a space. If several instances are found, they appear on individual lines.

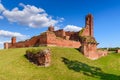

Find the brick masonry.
xmin=116 ymin=49 xmax=120 ymax=53
xmin=4 ymin=14 xmax=108 ymax=60
xmin=25 ymin=49 xmax=51 ymax=67
xmin=79 ymin=14 xmax=108 ymax=59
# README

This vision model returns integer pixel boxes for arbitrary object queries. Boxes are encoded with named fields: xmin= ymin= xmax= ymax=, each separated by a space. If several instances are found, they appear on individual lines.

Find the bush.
xmin=26 ymin=48 xmax=43 ymax=54
xmin=108 ymin=47 xmax=120 ymax=51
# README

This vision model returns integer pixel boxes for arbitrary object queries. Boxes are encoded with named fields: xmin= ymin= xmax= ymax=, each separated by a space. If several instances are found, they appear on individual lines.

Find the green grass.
xmin=0 ymin=47 xmax=120 ymax=80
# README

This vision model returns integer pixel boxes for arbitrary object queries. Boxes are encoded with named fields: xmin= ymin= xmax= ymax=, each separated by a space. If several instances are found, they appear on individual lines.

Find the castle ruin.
xmin=4 ymin=14 xmax=108 ymax=59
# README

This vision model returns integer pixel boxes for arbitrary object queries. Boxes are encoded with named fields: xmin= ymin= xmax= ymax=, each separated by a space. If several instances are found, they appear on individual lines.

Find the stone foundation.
xmin=25 ymin=49 xmax=51 ymax=67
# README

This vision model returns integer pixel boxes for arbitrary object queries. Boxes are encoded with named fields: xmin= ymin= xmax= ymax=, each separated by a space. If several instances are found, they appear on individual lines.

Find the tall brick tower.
xmin=79 ymin=14 xmax=98 ymax=59
xmin=85 ymin=14 xmax=93 ymax=37
xmin=11 ymin=37 xmax=16 ymax=45
xmin=80 ymin=14 xmax=94 ymax=37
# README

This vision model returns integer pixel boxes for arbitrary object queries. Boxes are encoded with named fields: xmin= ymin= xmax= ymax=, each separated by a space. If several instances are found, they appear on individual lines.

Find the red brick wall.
xmin=46 ymin=32 xmax=80 ymax=48
xmin=81 ymin=25 xmax=90 ymax=36
xmin=6 ymin=31 xmax=80 ymax=49
xmin=46 ymin=32 xmax=56 ymax=45
xmin=8 ymin=35 xmax=41 ymax=48
xmin=65 ymin=32 xmax=79 ymax=41
xmin=5 ymin=14 xmax=95 ymax=49
xmin=55 ymin=39 xmax=80 ymax=48
xmin=80 ymin=43 xmax=97 ymax=57
xmin=54 ymin=29 xmax=65 ymax=38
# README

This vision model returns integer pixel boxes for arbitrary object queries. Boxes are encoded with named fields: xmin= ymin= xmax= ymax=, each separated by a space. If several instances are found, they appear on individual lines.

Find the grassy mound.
xmin=0 ymin=47 xmax=120 ymax=80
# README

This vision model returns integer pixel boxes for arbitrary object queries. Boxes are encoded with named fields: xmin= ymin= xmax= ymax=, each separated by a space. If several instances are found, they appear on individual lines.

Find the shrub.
xmin=26 ymin=48 xmax=43 ymax=54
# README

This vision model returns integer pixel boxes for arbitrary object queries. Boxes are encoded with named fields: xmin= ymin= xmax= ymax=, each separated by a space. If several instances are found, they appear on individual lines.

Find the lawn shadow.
xmin=74 ymin=48 xmax=81 ymax=53
xmin=62 ymin=57 xmax=120 ymax=80
xmin=74 ymin=48 xmax=83 ymax=55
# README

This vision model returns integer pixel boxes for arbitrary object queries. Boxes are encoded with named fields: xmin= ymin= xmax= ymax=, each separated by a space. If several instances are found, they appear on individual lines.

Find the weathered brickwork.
xmin=79 ymin=14 xmax=108 ymax=60
xmin=4 ymin=14 xmax=108 ymax=59
xmin=25 ymin=49 xmax=51 ymax=67
xmin=116 ymin=49 xmax=120 ymax=53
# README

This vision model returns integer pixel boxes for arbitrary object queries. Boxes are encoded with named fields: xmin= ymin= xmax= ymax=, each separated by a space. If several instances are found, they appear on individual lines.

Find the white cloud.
xmin=0 ymin=30 xmax=29 ymax=49
xmin=57 ymin=17 xmax=64 ymax=22
xmin=0 ymin=3 xmax=59 ymax=28
xmin=0 ymin=3 xmax=5 ymax=12
xmin=0 ymin=15 xmax=3 ymax=19
xmin=0 ymin=40 xmax=10 ymax=45
xmin=54 ymin=26 xmax=60 ymax=30
xmin=0 ymin=41 xmax=4 ymax=45
xmin=64 ymin=25 xmax=82 ymax=32
xmin=0 ymin=40 xmax=11 ymax=49
xmin=0 ymin=30 xmax=28 ymax=40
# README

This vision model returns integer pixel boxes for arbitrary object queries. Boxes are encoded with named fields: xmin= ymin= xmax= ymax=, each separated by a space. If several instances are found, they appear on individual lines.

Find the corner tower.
xmin=80 ymin=14 xmax=94 ymax=37
xmin=85 ymin=14 xmax=94 ymax=37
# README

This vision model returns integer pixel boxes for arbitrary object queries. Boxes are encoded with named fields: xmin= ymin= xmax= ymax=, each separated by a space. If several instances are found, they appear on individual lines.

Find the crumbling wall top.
xmin=48 ymin=25 xmax=54 ymax=31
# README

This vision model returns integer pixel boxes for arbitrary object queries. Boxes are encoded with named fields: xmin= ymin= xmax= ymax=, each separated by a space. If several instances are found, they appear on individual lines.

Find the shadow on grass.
xmin=74 ymin=48 xmax=83 ymax=55
xmin=74 ymin=48 xmax=81 ymax=53
xmin=62 ymin=57 xmax=120 ymax=80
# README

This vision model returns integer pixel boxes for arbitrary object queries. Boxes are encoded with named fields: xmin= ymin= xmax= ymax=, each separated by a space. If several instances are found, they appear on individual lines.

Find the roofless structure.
xmin=4 ymin=14 xmax=108 ymax=59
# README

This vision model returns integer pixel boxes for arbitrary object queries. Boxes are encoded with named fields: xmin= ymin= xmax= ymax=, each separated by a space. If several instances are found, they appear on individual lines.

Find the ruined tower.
xmin=11 ymin=37 xmax=16 ymax=45
xmin=80 ymin=14 xmax=94 ymax=37
xmin=79 ymin=14 xmax=98 ymax=59
xmin=85 ymin=14 xmax=93 ymax=37
xmin=3 ymin=14 xmax=107 ymax=59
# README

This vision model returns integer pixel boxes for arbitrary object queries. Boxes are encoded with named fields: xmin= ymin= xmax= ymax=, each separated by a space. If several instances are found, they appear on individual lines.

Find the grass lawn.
xmin=0 ymin=47 xmax=120 ymax=80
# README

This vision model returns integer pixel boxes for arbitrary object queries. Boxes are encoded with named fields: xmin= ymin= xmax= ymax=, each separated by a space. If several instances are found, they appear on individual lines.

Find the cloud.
xmin=0 ymin=30 xmax=28 ymax=40
xmin=0 ymin=41 xmax=4 ymax=45
xmin=0 ymin=30 xmax=28 ymax=49
xmin=0 ymin=3 xmax=5 ymax=12
xmin=0 ymin=40 xmax=10 ymax=45
xmin=0 ymin=40 xmax=11 ymax=49
xmin=54 ymin=26 xmax=60 ymax=30
xmin=63 ymin=25 xmax=82 ymax=32
xmin=1 ymin=3 xmax=59 ymax=28
xmin=0 ymin=15 xmax=3 ymax=19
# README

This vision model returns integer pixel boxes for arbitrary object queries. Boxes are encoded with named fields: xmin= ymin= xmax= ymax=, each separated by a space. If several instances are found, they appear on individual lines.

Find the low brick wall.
xmin=86 ymin=50 xmax=108 ymax=60
xmin=116 ymin=49 xmax=120 ymax=53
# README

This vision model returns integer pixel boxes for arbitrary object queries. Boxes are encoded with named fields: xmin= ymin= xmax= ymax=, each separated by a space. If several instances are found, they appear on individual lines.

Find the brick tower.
xmin=11 ymin=37 xmax=16 ymax=45
xmin=79 ymin=14 xmax=98 ymax=58
xmin=80 ymin=14 xmax=94 ymax=37
xmin=85 ymin=14 xmax=93 ymax=37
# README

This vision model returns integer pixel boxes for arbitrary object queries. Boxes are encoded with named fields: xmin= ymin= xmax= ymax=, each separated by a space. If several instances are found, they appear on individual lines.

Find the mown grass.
xmin=0 ymin=47 xmax=120 ymax=80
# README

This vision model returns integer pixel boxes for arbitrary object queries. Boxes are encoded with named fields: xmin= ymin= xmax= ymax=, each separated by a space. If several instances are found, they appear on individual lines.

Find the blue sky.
xmin=0 ymin=0 xmax=120 ymax=48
